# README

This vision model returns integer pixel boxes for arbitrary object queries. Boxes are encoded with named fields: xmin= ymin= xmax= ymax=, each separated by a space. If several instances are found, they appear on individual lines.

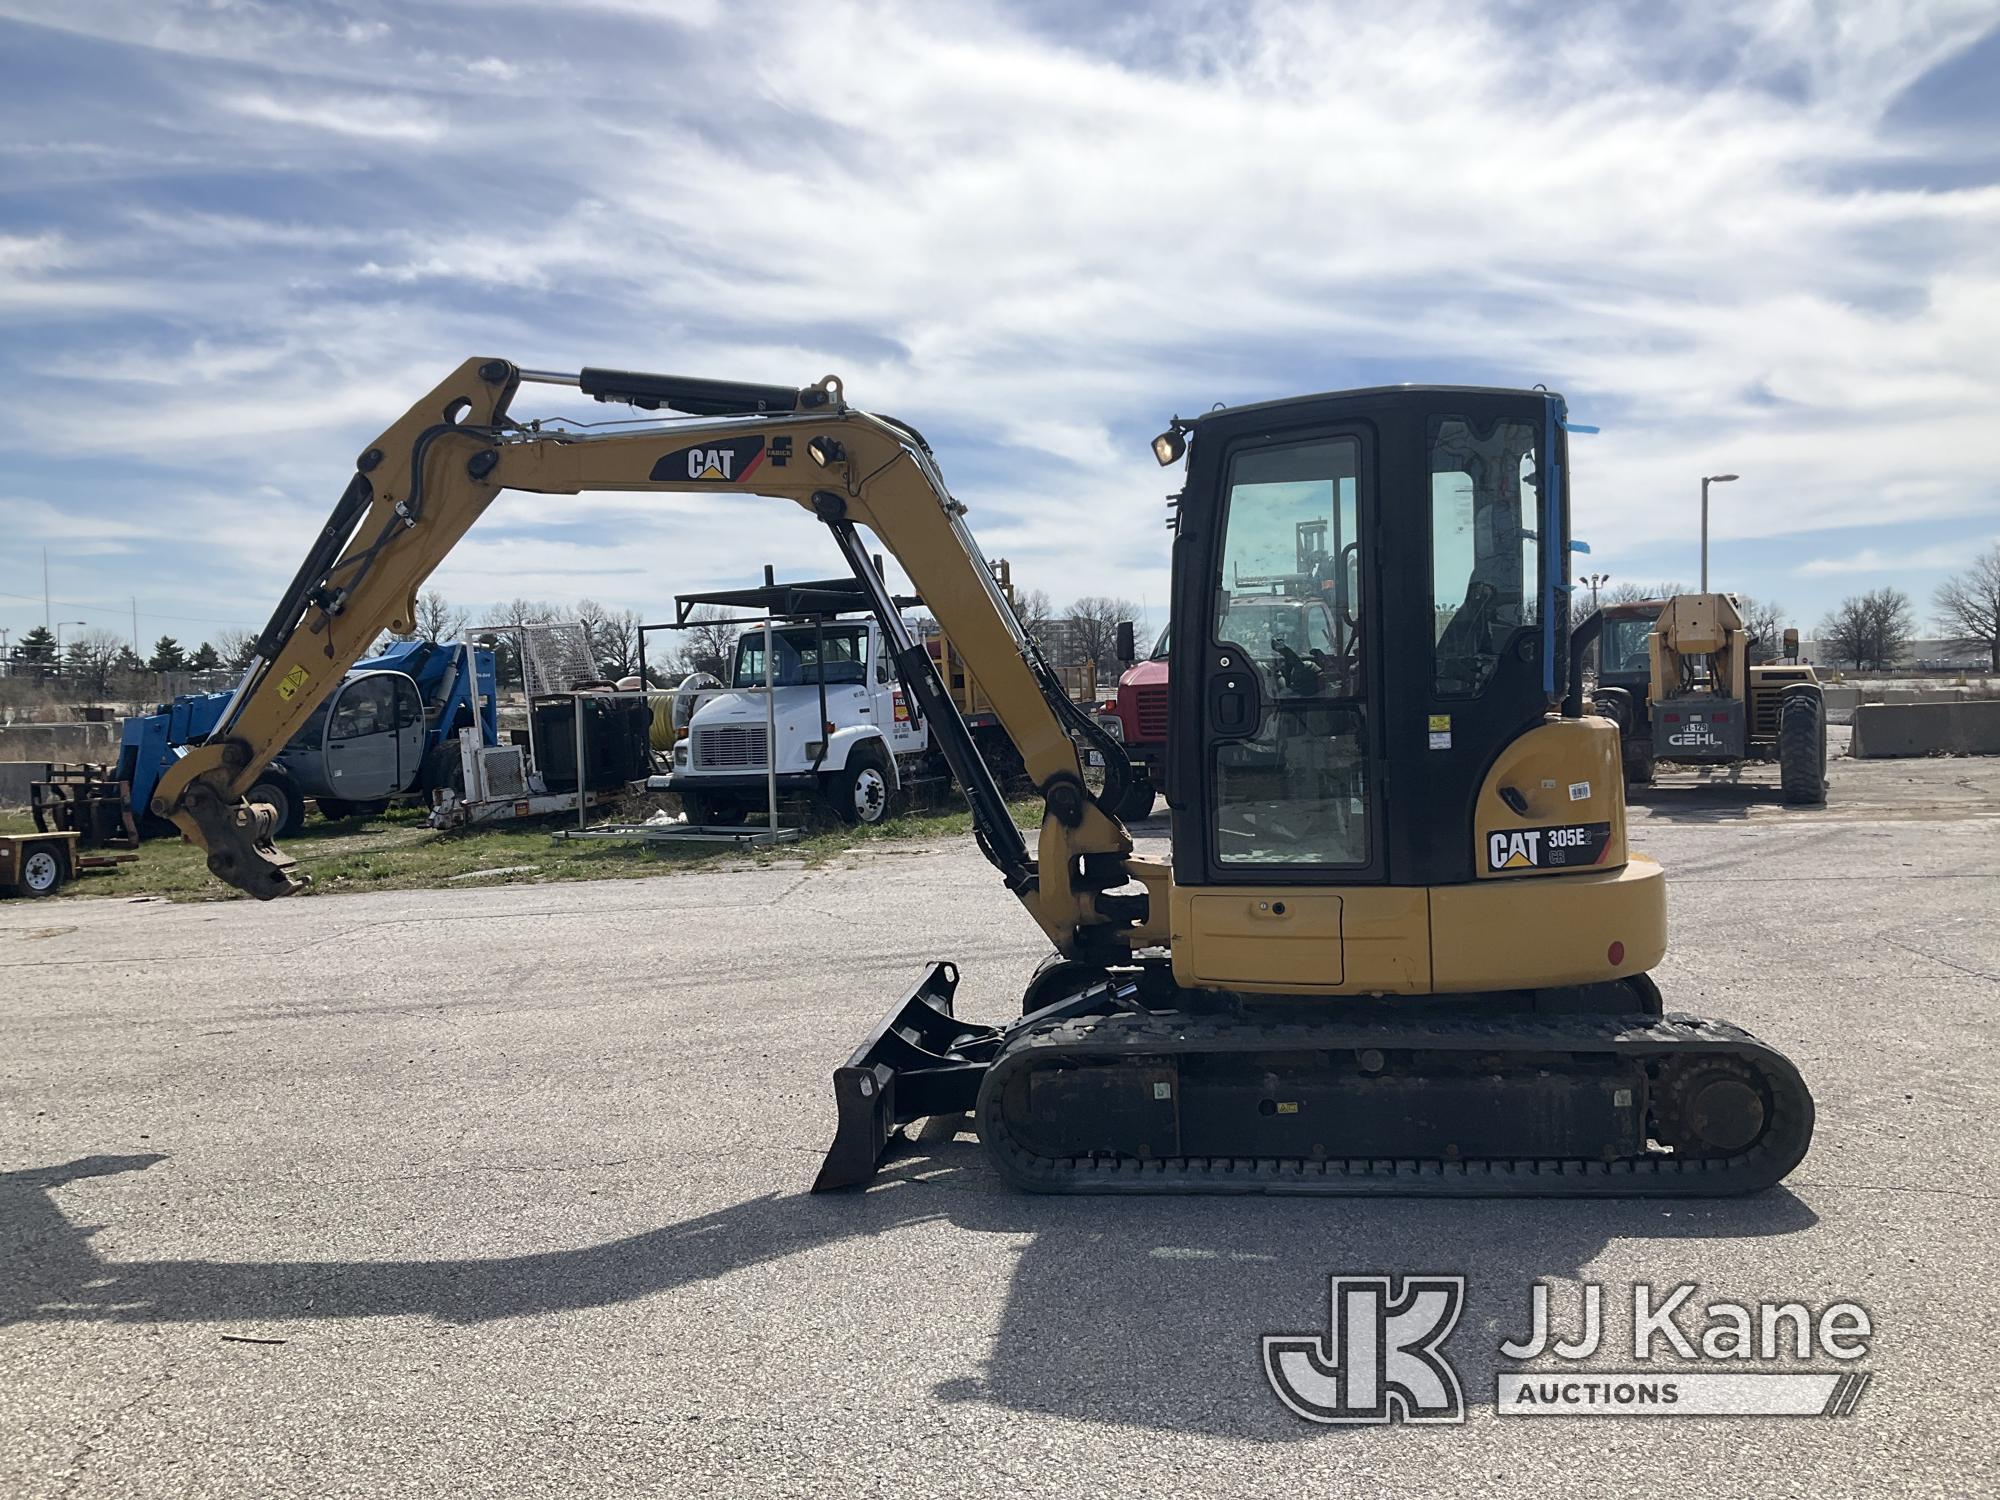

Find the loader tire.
xmin=1779 ymin=692 xmax=1826 ymax=806
xmin=246 ymin=770 xmax=307 ymax=839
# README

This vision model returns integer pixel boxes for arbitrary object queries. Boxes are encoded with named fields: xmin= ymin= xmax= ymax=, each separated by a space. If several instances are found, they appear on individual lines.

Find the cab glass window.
xmin=1214 ymin=438 xmax=1361 ymax=702
xmin=732 ymin=626 xmax=870 ymax=688
xmin=1429 ymin=416 xmax=1541 ymax=695
xmin=1210 ymin=435 xmax=1369 ymax=868
xmin=328 ymin=676 xmax=395 ymax=740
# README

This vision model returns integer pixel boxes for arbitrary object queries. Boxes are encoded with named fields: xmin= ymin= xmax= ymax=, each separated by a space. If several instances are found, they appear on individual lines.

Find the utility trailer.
xmin=0 ymin=830 xmax=134 ymax=897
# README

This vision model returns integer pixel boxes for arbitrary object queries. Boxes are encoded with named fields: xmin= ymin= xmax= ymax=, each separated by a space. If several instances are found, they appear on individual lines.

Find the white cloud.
xmin=1797 ymin=543 xmax=1996 ymax=576
xmin=219 ymin=90 xmax=448 ymax=144
xmin=3 ymin=0 xmax=1998 ymax=630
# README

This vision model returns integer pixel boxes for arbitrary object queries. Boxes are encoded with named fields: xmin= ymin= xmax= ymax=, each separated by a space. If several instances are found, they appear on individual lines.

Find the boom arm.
xmin=155 ymin=358 xmax=1155 ymax=958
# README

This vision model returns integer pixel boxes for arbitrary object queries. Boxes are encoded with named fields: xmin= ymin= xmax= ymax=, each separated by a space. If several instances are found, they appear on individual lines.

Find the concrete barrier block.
xmin=1849 ymin=701 xmax=2000 ymax=758
xmin=1820 ymin=685 xmax=1861 ymax=723
xmin=0 ymin=761 xmax=53 ymax=810
xmin=0 ymin=721 xmax=119 ymax=764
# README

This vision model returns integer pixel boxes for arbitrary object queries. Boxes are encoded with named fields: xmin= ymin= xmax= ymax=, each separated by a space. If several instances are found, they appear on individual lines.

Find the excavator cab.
xmin=1168 ymin=387 xmax=1565 ymax=891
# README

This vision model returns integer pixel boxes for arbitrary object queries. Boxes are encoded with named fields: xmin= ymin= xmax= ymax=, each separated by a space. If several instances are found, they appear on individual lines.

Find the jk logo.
xmin=1263 ymin=1275 xmax=1467 ymax=1424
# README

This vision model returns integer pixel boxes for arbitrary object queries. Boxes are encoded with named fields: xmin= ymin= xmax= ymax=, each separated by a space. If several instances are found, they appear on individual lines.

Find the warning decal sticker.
xmin=276 ymin=665 xmax=310 ymax=701
xmin=1486 ymin=822 xmax=1613 ymax=873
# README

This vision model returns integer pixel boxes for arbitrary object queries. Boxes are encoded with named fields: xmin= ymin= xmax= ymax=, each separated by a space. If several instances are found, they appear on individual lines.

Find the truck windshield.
xmin=733 ymin=626 xmax=869 ymax=688
xmin=1149 ymin=624 xmax=1171 ymax=660
xmin=1603 ymin=615 xmax=1657 ymax=675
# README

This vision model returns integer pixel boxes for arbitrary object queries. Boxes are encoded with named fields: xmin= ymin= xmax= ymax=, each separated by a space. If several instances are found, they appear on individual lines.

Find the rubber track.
xmin=975 ymin=1011 xmax=1813 ymax=1197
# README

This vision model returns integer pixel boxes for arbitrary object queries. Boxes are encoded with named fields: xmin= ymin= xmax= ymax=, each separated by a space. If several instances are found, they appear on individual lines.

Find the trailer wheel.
xmin=1778 ymin=692 xmax=1827 ymax=806
xmin=246 ymin=770 xmax=307 ymax=839
xmin=18 ymin=846 xmax=66 ymax=897
xmin=830 ymin=746 xmax=895 ymax=826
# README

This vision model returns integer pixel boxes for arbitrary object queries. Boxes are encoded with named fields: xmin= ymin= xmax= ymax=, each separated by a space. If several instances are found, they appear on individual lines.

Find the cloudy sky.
xmin=2 ymin=0 xmax=1997 ymax=656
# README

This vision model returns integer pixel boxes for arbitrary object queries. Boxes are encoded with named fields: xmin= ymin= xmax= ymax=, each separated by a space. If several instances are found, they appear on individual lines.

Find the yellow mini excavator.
xmin=155 ymin=359 xmax=1814 ymax=1196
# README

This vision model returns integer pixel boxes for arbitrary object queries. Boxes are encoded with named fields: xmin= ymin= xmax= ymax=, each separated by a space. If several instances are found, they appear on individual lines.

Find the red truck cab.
xmin=1096 ymin=623 xmax=1170 ymax=819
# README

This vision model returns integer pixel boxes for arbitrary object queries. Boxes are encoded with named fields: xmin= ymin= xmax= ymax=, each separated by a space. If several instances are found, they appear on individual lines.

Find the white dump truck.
xmin=669 ymin=617 xmax=930 ymax=825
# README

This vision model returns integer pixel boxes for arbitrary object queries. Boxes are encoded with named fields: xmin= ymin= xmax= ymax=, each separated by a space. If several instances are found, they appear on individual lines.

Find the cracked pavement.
xmin=1 ymin=747 xmax=1996 ymax=1497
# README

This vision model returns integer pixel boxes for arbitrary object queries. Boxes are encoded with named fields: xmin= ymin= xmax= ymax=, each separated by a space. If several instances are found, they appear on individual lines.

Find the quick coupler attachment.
xmin=811 ymin=961 xmax=1002 ymax=1191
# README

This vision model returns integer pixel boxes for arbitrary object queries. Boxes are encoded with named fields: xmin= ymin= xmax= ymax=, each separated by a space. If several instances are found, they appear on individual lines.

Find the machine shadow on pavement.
xmin=1627 ymin=777 xmax=1796 ymax=823
xmin=2 ymin=1147 xmax=1817 ymax=1439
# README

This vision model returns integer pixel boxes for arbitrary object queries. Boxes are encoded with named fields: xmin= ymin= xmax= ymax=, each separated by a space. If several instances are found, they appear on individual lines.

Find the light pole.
xmin=1582 ymin=572 xmax=1610 ymax=611
xmin=56 ymin=619 xmax=86 ymax=655
xmin=1700 ymin=474 xmax=1738 ymax=592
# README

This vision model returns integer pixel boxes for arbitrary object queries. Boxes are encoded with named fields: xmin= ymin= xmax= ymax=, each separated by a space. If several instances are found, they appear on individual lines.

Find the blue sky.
xmin=3 ymin=0 xmax=1997 ymax=655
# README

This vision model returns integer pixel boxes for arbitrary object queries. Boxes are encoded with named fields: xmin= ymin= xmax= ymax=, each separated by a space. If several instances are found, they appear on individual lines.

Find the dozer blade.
xmin=812 ymin=961 xmax=1001 ymax=1191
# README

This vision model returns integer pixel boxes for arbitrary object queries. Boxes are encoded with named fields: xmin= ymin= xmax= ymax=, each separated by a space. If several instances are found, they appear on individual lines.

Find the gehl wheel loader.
xmin=155 ymin=359 xmax=1814 ymax=1197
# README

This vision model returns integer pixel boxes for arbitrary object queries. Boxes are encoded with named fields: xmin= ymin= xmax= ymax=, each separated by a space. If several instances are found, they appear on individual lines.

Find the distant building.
xmin=1796 ymin=637 xmax=1984 ymax=670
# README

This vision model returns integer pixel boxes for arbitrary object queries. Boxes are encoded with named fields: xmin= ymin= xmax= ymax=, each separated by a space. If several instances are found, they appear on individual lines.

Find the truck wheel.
xmin=316 ymin=798 xmax=351 ymax=821
xmin=681 ymin=792 xmax=747 ymax=827
xmin=830 ymin=747 xmax=895 ymax=825
xmin=1111 ymin=774 xmax=1156 ymax=822
xmin=1779 ymin=693 xmax=1827 ymax=806
xmin=18 ymin=846 xmax=66 ymax=897
xmin=246 ymin=771 xmax=307 ymax=839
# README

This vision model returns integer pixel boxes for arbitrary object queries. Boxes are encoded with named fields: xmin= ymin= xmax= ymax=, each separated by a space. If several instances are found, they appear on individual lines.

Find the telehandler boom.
xmin=156 ymin=358 xmax=1814 ymax=1196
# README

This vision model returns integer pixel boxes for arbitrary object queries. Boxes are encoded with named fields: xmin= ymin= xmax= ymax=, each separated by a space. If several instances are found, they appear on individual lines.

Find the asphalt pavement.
xmin=3 ymin=746 xmax=1995 ymax=1497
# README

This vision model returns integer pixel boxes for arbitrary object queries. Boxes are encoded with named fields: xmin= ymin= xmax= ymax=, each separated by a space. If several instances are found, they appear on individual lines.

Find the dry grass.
xmin=2 ymin=790 xmax=1038 ymax=902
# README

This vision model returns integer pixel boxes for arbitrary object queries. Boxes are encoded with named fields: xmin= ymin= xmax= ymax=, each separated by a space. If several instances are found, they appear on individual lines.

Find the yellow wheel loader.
xmin=154 ymin=360 xmax=1814 ymax=1196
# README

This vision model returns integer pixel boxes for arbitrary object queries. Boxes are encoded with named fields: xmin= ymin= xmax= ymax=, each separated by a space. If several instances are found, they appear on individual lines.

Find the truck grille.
xmin=693 ymin=724 xmax=769 ymax=770
xmin=1135 ymin=683 xmax=1168 ymax=741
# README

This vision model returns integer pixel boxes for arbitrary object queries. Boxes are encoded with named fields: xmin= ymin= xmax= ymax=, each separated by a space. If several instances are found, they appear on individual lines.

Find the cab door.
xmin=880 ymin=627 xmax=925 ymax=753
xmin=1189 ymin=427 xmax=1381 ymax=884
xmin=323 ymin=675 xmax=403 ymax=797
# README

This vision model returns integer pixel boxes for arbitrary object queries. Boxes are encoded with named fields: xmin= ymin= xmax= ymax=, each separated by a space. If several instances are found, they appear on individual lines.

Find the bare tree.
xmin=1816 ymin=588 xmax=1915 ymax=671
xmin=1736 ymin=595 xmax=1790 ymax=664
xmin=214 ymin=629 xmax=257 ymax=670
xmin=1604 ymin=581 xmax=1687 ymax=606
xmin=414 ymin=588 xmax=467 ymax=643
xmin=1012 ymin=587 xmax=1054 ymax=636
xmin=64 ymin=628 xmax=127 ymax=696
xmin=575 ymin=597 xmax=643 ymax=679
xmin=673 ymin=605 xmax=747 ymax=680
xmin=1065 ymin=595 xmax=1143 ymax=675
xmin=1935 ymin=542 xmax=2000 ymax=671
